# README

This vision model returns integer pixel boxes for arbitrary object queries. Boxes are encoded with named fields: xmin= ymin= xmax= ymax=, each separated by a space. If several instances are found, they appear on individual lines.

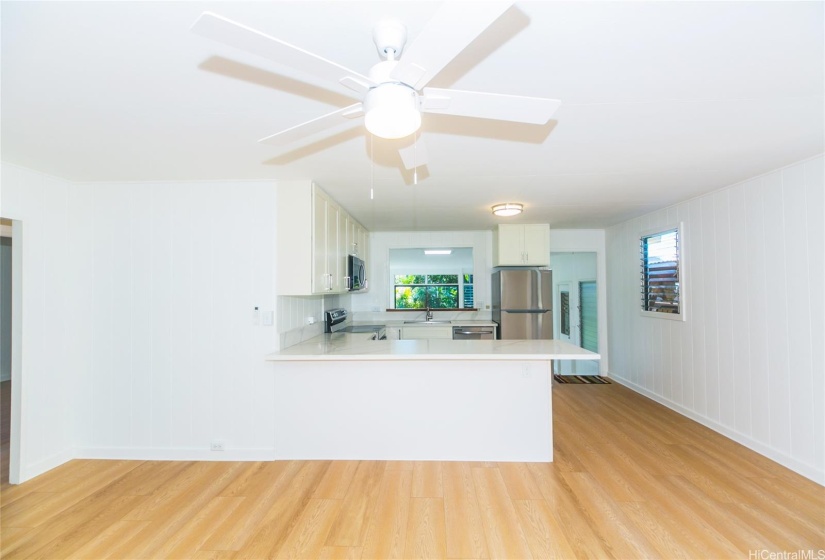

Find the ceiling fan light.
xmin=364 ymin=83 xmax=421 ymax=139
xmin=492 ymin=203 xmax=523 ymax=217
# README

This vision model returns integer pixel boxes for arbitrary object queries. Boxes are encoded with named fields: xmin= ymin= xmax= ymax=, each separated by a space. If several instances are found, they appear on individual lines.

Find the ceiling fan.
xmin=191 ymin=2 xmax=561 ymax=170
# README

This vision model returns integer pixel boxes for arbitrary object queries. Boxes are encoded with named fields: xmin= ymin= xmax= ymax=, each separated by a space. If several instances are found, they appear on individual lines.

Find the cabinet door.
xmin=312 ymin=190 xmax=329 ymax=293
xmin=326 ymin=203 xmax=341 ymax=292
xmin=336 ymin=208 xmax=347 ymax=292
xmin=522 ymin=224 xmax=550 ymax=266
xmin=495 ymin=224 xmax=526 ymax=265
xmin=401 ymin=326 xmax=453 ymax=339
xmin=353 ymin=223 xmax=365 ymax=257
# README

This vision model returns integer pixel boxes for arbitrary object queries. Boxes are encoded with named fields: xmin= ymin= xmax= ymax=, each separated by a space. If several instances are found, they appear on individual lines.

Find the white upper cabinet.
xmin=492 ymin=224 xmax=550 ymax=266
xmin=277 ymin=180 xmax=367 ymax=295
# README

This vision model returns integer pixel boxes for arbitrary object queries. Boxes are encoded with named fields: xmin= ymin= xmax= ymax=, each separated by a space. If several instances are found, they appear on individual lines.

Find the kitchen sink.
xmin=403 ymin=320 xmax=452 ymax=324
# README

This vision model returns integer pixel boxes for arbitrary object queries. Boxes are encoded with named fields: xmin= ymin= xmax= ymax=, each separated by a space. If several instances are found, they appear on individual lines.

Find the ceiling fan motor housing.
xmin=373 ymin=20 xmax=407 ymax=59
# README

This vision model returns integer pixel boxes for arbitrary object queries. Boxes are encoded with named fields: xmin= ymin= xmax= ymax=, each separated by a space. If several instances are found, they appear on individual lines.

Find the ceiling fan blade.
xmin=390 ymin=1 xmax=513 ymax=89
xmin=421 ymin=87 xmax=561 ymax=124
xmin=398 ymin=138 xmax=429 ymax=170
xmin=192 ymin=12 xmax=376 ymax=95
xmin=259 ymin=103 xmax=364 ymax=146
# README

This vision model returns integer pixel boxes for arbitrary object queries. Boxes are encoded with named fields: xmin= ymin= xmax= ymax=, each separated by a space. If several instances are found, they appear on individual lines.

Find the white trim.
xmin=609 ymin=374 xmax=825 ymax=486
xmin=9 ymin=220 xmax=23 ymax=484
xmin=18 ymin=449 xmax=74 ymax=484
xmin=75 ymin=448 xmax=279 ymax=462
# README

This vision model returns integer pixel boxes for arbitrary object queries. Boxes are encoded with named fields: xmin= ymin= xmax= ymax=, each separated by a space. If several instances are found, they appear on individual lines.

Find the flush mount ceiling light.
xmin=424 ymin=249 xmax=452 ymax=255
xmin=363 ymin=83 xmax=422 ymax=139
xmin=492 ymin=203 xmax=523 ymax=217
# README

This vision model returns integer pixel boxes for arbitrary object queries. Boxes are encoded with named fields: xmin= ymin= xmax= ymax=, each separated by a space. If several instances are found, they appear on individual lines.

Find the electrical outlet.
xmin=210 ymin=440 xmax=225 ymax=451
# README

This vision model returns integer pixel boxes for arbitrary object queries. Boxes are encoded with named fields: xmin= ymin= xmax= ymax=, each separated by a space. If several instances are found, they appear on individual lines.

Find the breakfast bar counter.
xmin=266 ymin=337 xmax=600 ymax=463
xmin=266 ymin=336 xmax=600 ymax=361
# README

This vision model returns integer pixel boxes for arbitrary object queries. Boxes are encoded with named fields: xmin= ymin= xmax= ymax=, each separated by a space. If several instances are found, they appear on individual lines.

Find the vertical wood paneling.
xmin=92 ymin=185 xmax=116 ymax=447
xmin=744 ymin=177 xmax=771 ymax=445
xmin=762 ymin=172 xmax=791 ymax=456
xmin=727 ymin=184 xmax=752 ymax=436
xmin=803 ymin=158 xmax=825 ymax=471
xmin=2 ymin=167 xmax=281 ymax=478
xmin=129 ymin=186 xmax=153 ymax=448
xmin=77 ymin=180 xmax=278 ymax=455
xmin=110 ymin=186 xmax=134 ymax=446
xmin=781 ymin=164 xmax=814 ymax=466
xmin=714 ymin=190 xmax=735 ymax=429
xmin=676 ymin=202 xmax=693 ymax=411
xmin=68 ymin=184 xmax=96 ymax=449
xmin=606 ymin=155 xmax=824 ymax=483
xmin=40 ymin=176 xmax=72 ymax=457
xmin=169 ymin=184 xmax=194 ymax=448
xmin=701 ymin=195 xmax=720 ymax=422
xmin=688 ymin=197 xmax=707 ymax=417
xmin=150 ymin=184 xmax=173 ymax=447
xmin=189 ymin=184 xmax=216 ymax=450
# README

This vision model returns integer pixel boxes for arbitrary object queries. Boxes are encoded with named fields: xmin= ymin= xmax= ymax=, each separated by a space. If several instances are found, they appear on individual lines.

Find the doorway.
xmin=0 ymin=217 xmax=21 ymax=484
xmin=0 ymin=218 xmax=12 ymax=482
xmin=552 ymin=252 xmax=599 ymax=375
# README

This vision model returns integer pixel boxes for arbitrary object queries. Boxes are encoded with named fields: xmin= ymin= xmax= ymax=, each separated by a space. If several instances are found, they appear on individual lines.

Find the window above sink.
xmin=389 ymin=247 xmax=475 ymax=310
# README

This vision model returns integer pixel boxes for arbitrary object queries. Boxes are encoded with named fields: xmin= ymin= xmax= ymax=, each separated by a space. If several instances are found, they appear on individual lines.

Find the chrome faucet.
xmin=425 ymin=307 xmax=433 ymax=321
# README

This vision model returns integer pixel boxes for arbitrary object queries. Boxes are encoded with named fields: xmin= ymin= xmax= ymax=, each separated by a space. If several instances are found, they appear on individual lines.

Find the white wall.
xmin=606 ymin=155 xmax=824 ymax=484
xmin=549 ymin=229 xmax=608 ymax=374
xmin=70 ymin=180 xmax=280 ymax=460
xmin=0 ymin=164 xmax=75 ymax=482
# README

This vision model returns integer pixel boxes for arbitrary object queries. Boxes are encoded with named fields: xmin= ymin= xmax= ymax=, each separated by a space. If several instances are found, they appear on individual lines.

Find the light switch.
xmin=262 ymin=310 xmax=274 ymax=326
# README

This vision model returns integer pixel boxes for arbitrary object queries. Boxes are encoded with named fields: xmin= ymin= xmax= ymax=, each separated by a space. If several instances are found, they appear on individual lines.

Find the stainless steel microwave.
xmin=347 ymin=255 xmax=367 ymax=291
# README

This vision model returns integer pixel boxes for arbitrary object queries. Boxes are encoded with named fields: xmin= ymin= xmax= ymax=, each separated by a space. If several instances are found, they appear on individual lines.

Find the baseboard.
xmin=75 ymin=447 xmax=279 ymax=462
xmin=608 ymin=374 xmax=825 ymax=486
xmin=18 ymin=448 xmax=75 ymax=484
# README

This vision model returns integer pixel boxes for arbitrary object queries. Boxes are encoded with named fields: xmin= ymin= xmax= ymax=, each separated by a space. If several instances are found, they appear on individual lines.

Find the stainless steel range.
xmin=324 ymin=308 xmax=386 ymax=340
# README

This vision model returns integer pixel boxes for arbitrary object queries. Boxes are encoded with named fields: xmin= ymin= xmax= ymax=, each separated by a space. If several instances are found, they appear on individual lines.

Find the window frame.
xmin=639 ymin=223 xmax=686 ymax=322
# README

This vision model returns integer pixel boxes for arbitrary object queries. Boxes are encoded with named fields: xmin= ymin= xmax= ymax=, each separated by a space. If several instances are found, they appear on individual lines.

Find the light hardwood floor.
xmin=1 ymin=381 xmax=823 ymax=559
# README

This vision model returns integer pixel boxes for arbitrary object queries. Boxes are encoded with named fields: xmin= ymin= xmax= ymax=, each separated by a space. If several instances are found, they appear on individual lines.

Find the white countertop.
xmin=266 ymin=333 xmax=600 ymax=362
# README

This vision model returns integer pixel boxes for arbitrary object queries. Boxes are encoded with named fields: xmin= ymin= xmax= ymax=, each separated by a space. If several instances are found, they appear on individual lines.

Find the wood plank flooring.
xmin=1 ymin=381 xmax=823 ymax=559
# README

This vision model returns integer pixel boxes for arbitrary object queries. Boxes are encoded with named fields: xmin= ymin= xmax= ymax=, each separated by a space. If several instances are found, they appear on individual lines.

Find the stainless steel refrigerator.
xmin=492 ymin=269 xmax=553 ymax=339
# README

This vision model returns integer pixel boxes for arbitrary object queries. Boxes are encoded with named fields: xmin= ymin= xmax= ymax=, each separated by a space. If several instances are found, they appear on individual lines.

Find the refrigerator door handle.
xmin=503 ymin=309 xmax=551 ymax=313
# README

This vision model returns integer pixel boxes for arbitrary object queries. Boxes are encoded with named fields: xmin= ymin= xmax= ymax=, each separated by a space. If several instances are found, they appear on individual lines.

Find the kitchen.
xmin=0 ymin=1 xmax=822 ymax=557
xmin=1 ymin=0 xmax=820 ymax=483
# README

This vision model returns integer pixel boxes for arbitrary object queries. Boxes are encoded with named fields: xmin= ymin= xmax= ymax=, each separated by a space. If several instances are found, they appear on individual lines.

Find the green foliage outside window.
xmin=394 ymin=274 xmax=463 ymax=308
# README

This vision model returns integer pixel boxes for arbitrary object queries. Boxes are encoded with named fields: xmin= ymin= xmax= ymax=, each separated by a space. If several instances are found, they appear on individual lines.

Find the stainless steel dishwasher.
xmin=452 ymin=326 xmax=495 ymax=340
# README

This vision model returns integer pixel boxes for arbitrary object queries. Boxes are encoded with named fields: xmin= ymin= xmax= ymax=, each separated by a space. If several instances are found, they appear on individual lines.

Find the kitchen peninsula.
xmin=266 ymin=337 xmax=599 ymax=462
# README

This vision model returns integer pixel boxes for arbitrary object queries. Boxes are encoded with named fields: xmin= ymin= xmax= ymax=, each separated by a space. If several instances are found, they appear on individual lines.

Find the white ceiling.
xmin=2 ymin=1 xmax=823 ymax=231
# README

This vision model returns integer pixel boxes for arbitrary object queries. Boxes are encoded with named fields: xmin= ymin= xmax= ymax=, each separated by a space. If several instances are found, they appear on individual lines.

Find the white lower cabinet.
xmin=400 ymin=325 xmax=453 ymax=340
